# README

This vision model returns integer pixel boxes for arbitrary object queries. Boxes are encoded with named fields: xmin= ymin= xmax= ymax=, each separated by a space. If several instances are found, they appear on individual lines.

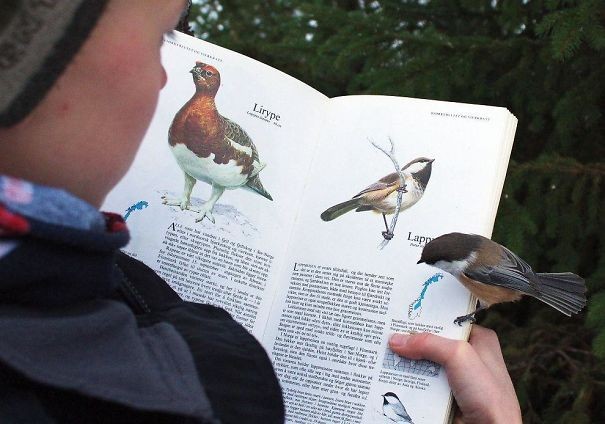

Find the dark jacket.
xmin=0 ymin=176 xmax=284 ymax=423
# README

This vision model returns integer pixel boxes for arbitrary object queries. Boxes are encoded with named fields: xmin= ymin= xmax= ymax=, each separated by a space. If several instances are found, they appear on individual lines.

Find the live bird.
xmin=382 ymin=392 xmax=414 ymax=423
xmin=418 ymin=232 xmax=586 ymax=325
xmin=320 ymin=158 xmax=434 ymax=239
xmin=163 ymin=62 xmax=272 ymax=223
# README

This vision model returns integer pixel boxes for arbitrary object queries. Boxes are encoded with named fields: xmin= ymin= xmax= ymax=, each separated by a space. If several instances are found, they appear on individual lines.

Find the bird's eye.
xmin=204 ymin=70 xmax=213 ymax=77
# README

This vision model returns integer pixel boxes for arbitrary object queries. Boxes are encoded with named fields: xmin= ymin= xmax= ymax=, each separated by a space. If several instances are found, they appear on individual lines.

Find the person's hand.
xmin=389 ymin=325 xmax=521 ymax=424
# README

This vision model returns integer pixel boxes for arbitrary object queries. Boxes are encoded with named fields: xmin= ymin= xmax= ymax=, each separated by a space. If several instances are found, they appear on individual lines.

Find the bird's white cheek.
xmin=433 ymin=252 xmax=477 ymax=276
xmin=433 ymin=259 xmax=468 ymax=276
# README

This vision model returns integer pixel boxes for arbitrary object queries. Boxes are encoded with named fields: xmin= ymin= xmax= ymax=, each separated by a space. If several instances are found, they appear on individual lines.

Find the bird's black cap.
xmin=417 ymin=232 xmax=482 ymax=265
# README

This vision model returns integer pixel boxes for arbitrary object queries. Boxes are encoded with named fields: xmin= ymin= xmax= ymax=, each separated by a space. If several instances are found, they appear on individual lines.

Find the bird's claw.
xmin=396 ymin=186 xmax=408 ymax=194
xmin=193 ymin=206 xmax=216 ymax=223
xmin=382 ymin=230 xmax=394 ymax=240
xmin=454 ymin=314 xmax=476 ymax=326
xmin=195 ymin=212 xmax=215 ymax=223
xmin=161 ymin=195 xmax=189 ymax=210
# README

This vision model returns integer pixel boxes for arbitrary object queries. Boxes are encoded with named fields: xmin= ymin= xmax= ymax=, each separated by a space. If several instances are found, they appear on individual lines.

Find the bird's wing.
xmin=353 ymin=172 xmax=401 ymax=198
xmin=464 ymin=246 xmax=540 ymax=295
xmin=391 ymin=402 xmax=412 ymax=421
xmin=221 ymin=116 xmax=260 ymax=163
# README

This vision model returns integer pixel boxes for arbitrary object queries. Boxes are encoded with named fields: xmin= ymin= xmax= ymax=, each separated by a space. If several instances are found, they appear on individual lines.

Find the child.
xmin=0 ymin=1 xmax=283 ymax=422
xmin=0 ymin=1 xmax=520 ymax=423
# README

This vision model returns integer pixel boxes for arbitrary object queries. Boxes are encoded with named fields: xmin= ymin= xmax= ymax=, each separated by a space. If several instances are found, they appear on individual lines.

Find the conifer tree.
xmin=189 ymin=1 xmax=604 ymax=421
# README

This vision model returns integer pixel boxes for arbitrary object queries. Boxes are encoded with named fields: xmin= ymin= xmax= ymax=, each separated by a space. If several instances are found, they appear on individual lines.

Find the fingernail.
xmin=389 ymin=333 xmax=410 ymax=348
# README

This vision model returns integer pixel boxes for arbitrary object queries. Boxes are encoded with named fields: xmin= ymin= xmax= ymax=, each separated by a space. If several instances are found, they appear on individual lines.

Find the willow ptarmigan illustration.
xmin=163 ymin=61 xmax=272 ymax=223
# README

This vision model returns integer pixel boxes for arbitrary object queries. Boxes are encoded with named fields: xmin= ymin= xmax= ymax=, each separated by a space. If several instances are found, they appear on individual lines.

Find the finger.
xmin=389 ymin=332 xmax=488 ymax=385
xmin=468 ymin=326 xmax=512 ymax=385
xmin=389 ymin=332 xmax=501 ymax=417
xmin=389 ymin=332 xmax=520 ymax=422
xmin=469 ymin=326 xmax=514 ymax=393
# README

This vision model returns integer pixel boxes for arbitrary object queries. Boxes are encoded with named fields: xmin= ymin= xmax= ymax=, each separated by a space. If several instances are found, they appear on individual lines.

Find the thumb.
xmin=389 ymin=331 xmax=521 ymax=424
xmin=388 ymin=333 xmax=496 ymax=412
xmin=388 ymin=332 xmax=485 ymax=382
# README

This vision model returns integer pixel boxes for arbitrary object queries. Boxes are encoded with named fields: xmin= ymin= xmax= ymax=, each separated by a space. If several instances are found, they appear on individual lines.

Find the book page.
xmin=102 ymin=32 xmax=327 ymax=338
xmin=262 ymin=96 xmax=516 ymax=423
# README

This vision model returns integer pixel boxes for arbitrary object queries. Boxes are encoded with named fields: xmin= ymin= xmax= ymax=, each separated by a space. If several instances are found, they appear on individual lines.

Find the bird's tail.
xmin=535 ymin=272 xmax=586 ymax=316
xmin=320 ymin=199 xmax=361 ymax=221
xmin=245 ymin=175 xmax=272 ymax=200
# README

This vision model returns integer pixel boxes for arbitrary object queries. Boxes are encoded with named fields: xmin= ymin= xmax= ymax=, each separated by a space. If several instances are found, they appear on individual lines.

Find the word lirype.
xmin=252 ymin=103 xmax=280 ymax=122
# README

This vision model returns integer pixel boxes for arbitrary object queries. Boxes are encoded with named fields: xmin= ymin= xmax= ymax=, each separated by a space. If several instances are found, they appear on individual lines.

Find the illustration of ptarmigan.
xmin=163 ymin=61 xmax=272 ymax=223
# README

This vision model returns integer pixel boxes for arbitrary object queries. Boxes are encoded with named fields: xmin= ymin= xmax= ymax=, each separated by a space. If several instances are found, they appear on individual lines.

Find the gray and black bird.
xmin=382 ymin=392 xmax=414 ymax=423
xmin=320 ymin=157 xmax=434 ymax=239
xmin=418 ymin=232 xmax=586 ymax=325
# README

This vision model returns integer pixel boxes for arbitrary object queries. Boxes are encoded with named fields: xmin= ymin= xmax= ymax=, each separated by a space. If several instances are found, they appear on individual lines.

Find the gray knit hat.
xmin=0 ymin=0 xmax=109 ymax=127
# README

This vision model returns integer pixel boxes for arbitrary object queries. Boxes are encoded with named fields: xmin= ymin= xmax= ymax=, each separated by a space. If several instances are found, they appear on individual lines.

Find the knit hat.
xmin=0 ymin=0 xmax=109 ymax=127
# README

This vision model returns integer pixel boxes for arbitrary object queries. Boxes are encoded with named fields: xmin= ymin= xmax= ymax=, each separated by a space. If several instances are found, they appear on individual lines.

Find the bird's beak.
xmin=429 ymin=159 xmax=435 ymax=164
xmin=417 ymin=259 xmax=424 ymax=264
xmin=190 ymin=69 xmax=203 ymax=82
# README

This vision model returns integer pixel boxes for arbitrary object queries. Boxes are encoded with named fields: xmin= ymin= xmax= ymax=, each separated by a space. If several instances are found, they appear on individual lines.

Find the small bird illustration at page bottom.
xmin=320 ymin=157 xmax=433 ymax=239
xmin=417 ymin=232 xmax=586 ymax=325
xmin=382 ymin=392 xmax=414 ymax=423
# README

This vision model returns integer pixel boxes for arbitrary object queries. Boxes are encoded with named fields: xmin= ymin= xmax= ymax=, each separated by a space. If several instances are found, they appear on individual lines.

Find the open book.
xmin=103 ymin=31 xmax=517 ymax=424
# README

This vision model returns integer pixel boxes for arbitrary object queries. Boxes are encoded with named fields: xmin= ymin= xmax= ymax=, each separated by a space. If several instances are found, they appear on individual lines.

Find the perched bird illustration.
xmin=418 ymin=232 xmax=586 ymax=325
xmin=320 ymin=158 xmax=434 ymax=238
xmin=163 ymin=61 xmax=272 ymax=223
xmin=382 ymin=392 xmax=414 ymax=423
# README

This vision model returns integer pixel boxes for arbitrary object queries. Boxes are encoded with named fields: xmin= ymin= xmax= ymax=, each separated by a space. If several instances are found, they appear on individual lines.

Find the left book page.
xmin=102 ymin=32 xmax=327 ymax=338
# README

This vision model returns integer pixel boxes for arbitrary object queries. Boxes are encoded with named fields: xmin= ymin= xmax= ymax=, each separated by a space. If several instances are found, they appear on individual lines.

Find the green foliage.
xmin=588 ymin=292 xmax=605 ymax=357
xmin=189 ymin=0 xmax=605 ymax=421
xmin=536 ymin=0 xmax=605 ymax=60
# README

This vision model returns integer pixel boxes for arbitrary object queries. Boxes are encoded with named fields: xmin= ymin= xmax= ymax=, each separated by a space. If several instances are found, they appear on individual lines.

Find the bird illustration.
xmin=382 ymin=392 xmax=414 ymax=423
xmin=417 ymin=232 xmax=586 ymax=325
xmin=320 ymin=158 xmax=433 ymax=239
xmin=163 ymin=61 xmax=272 ymax=223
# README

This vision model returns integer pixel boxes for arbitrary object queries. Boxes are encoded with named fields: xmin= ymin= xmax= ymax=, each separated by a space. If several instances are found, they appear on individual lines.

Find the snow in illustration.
xmin=160 ymin=190 xmax=259 ymax=238
xmin=124 ymin=200 xmax=149 ymax=221
xmin=408 ymin=273 xmax=444 ymax=320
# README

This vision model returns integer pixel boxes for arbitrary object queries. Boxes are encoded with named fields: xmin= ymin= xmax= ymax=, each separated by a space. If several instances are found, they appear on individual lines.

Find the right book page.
xmin=261 ymin=95 xmax=516 ymax=423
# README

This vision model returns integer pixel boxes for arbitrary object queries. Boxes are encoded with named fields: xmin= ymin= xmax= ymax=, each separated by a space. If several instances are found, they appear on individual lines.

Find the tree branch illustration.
xmin=369 ymin=137 xmax=406 ymax=249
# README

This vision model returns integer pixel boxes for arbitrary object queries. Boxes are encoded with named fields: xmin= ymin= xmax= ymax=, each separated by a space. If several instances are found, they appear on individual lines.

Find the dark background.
xmin=181 ymin=1 xmax=604 ymax=421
